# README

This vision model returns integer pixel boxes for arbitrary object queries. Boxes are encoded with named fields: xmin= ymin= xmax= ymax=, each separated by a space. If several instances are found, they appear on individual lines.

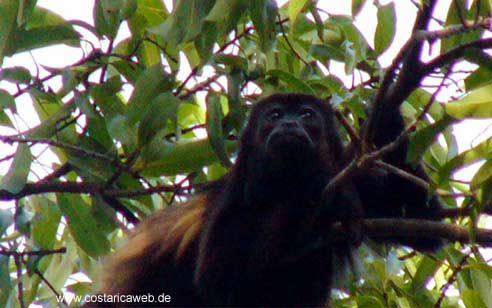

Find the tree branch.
xmin=0 ymin=247 xmax=66 ymax=257
xmin=0 ymin=181 xmax=185 ymax=201
xmin=414 ymin=17 xmax=492 ymax=42
xmin=333 ymin=218 xmax=492 ymax=247
xmin=422 ymin=37 xmax=492 ymax=76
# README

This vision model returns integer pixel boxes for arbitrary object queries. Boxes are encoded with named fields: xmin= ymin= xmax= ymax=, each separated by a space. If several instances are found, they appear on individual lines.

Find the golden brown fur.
xmin=97 ymin=195 xmax=209 ymax=307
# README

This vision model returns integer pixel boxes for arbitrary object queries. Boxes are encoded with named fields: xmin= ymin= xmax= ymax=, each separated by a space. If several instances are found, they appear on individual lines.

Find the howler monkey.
xmin=88 ymin=93 xmax=442 ymax=307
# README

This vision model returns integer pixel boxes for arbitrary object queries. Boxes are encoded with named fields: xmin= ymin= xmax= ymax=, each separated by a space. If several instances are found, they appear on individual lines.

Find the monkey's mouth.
xmin=265 ymin=130 xmax=315 ymax=159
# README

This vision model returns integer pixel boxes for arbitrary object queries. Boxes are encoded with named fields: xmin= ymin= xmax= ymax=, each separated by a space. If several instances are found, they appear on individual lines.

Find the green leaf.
xmin=445 ymin=247 xmax=473 ymax=290
xmin=464 ymin=50 xmax=492 ymax=71
xmin=125 ymin=0 xmax=167 ymax=67
xmin=471 ymin=161 xmax=492 ymax=190
xmin=407 ymin=115 xmax=455 ymax=164
xmin=38 ymin=237 xmax=78 ymax=299
xmin=213 ymin=54 xmax=248 ymax=70
xmin=28 ymin=6 xmax=70 ymax=28
xmin=150 ymin=0 xmax=216 ymax=46
xmin=0 ymin=66 xmax=31 ymax=83
xmin=471 ymin=267 xmax=492 ymax=307
xmin=250 ymin=0 xmax=278 ymax=52
xmin=112 ymin=174 xmax=153 ymax=210
xmin=130 ymin=0 xmax=167 ymax=26
xmin=206 ymin=94 xmax=232 ymax=168
xmin=438 ymin=138 xmax=492 ymax=185
xmin=0 ymin=144 xmax=32 ymax=194
xmin=356 ymin=295 xmax=385 ymax=308
xmin=410 ymin=256 xmax=439 ymax=292
xmin=205 ymin=0 xmax=247 ymax=41
xmin=266 ymin=69 xmax=315 ymax=95
xmin=108 ymin=115 xmax=138 ymax=151
xmin=462 ymin=290 xmax=487 ymax=308
xmin=374 ymin=2 xmax=396 ymax=55
xmin=126 ymin=64 xmax=174 ymax=124
xmin=110 ymin=59 xmax=142 ymax=83
xmin=288 ymin=0 xmax=309 ymax=26
xmin=225 ymin=72 xmax=246 ymax=132
xmin=195 ymin=21 xmax=217 ymax=64
xmin=343 ymin=40 xmax=356 ymax=74
xmin=441 ymin=2 xmax=484 ymax=54
xmin=58 ymin=194 xmax=111 ymax=257
xmin=0 ymin=111 xmax=13 ymax=128
xmin=470 ymin=160 xmax=492 ymax=190
xmin=31 ymin=197 xmax=61 ymax=249
xmin=24 ymin=99 xmax=75 ymax=139
xmin=15 ymin=205 xmax=31 ymax=235
xmin=207 ymin=163 xmax=228 ymax=181
xmin=331 ymin=15 xmax=369 ymax=59
xmin=66 ymin=137 xmax=117 ymax=182
xmin=66 ymin=281 xmax=92 ymax=299
xmin=91 ymin=196 xmax=119 ymax=233
xmin=126 ymin=0 xmax=168 ymax=67
xmin=138 ymin=139 xmax=237 ymax=176
xmin=17 ymin=0 xmax=36 ymax=25
xmin=76 ymin=94 xmax=114 ymax=149
xmin=0 ymin=0 xmax=18 ymax=62
xmin=94 ymin=0 xmax=122 ymax=39
xmin=352 ymin=0 xmax=368 ymax=17
xmin=309 ymin=44 xmax=344 ymax=62
xmin=0 ymin=90 xmax=15 ymax=110
xmin=138 ymin=92 xmax=181 ymax=146
xmin=182 ymin=42 xmax=201 ymax=67
xmin=89 ymin=76 xmax=125 ymax=118
xmin=0 ymin=209 xmax=13 ymax=236
xmin=0 ymin=255 xmax=11 ymax=299
xmin=465 ymin=67 xmax=492 ymax=91
xmin=446 ymin=84 xmax=492 ymax=118
xmin=4 ymin=25 xmax=80 ymax=56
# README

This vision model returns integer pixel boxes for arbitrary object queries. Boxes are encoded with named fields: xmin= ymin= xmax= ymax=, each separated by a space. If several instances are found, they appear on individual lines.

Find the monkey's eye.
xmin=299 ymin=108 xmax=316 ymax=120
xmin=267 ymin=110 xmax=282 ymax=121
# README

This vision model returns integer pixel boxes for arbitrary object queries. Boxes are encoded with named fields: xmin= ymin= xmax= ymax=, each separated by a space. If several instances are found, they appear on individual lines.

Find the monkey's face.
xmin=255 ymin=100 xmax=325 ymax=165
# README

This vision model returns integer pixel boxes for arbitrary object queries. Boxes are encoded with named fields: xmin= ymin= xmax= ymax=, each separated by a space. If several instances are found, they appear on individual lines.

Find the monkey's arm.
xmin=355 ymin=105 xmax=443 ymax=251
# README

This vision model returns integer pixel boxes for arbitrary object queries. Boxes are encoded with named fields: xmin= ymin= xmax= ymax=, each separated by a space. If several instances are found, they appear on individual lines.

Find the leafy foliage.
xmin=0 ymin=0 xmax=492 ymax=307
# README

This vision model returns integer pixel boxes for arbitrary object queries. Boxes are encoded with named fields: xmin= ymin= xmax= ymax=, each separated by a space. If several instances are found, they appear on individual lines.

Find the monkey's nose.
xmin=280 ymin=120 xmax=300 ymax=129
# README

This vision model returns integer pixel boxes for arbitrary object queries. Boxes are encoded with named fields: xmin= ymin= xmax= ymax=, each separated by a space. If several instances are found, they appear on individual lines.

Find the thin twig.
xmin=278 ymin=15 xmax=309 ymax=66
xmin=0 ymin=181 xmax=184 ymax=201
xmin=373 ymin=161 xmax=429 ymax=190
xmin=434 ymin=252 xmax=471 ymax=308
xmin=334 ymin=110 xmax=360 ymax=145
xmin=0 ymin=247 xmax=67 ymax=257
xmin=14 ymin=255 xmax=26 ymax=308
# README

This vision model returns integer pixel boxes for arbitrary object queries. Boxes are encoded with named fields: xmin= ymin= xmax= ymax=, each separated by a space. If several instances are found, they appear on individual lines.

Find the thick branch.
xmin=362 ymin=1 xmax=438 ymax=150
xmin=333 ymin=219 xmax=492 ymax=247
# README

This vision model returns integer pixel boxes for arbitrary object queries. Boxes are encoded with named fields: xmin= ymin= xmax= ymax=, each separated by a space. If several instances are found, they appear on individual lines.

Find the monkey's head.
xmin=237 ymin=93 xmax=344 ymax=179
